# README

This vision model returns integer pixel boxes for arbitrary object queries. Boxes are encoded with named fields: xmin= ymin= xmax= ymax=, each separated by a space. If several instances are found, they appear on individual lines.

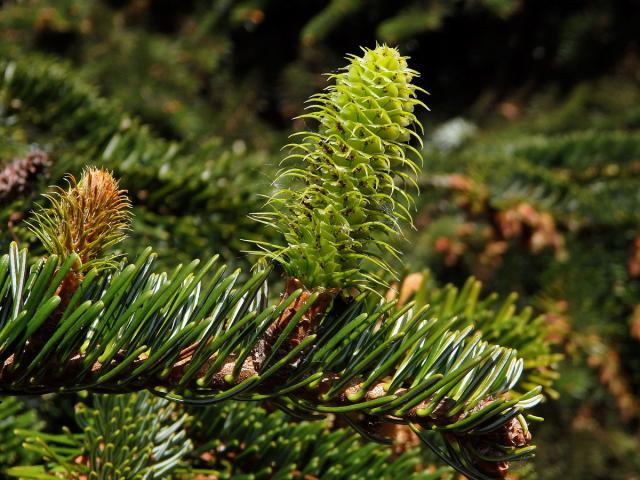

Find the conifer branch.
xmin=0 ymin=243 xmax=548 ymax=479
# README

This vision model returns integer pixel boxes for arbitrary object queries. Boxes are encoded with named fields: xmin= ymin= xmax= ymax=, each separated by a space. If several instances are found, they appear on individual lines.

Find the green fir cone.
xmin=254 ymin=45 xmax=427 ymax=292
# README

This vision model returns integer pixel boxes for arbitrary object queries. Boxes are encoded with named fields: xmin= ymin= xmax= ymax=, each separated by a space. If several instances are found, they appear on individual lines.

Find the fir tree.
xmin=2 ymin=2 xmax=636 ymax=478
xmin=0 ymin=45 xmax=553 ymax=480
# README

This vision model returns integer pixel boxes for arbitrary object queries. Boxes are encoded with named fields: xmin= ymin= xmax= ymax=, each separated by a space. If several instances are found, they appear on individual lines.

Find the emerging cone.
xmin=253 ymin=45 xmax=426 ymax=293
xmin=28 ymin=168 xmax=132 ymax=273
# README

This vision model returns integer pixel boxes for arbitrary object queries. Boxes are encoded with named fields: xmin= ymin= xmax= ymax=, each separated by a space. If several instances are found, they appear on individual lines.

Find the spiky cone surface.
xmin=0 ymin=150 xmax=49 ymax=204
xmin=254 ymin=45 xmax=426 ymax=293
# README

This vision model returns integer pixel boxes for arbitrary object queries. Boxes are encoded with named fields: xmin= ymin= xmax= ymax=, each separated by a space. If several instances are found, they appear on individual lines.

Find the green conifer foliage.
xmin=0 ymin=397 xmax=43 ymax=468
xmin=9 ymin=392 xmax=192 ymax=479
xmin=254 ymin=45 xmax=426 ymax=291
xmin=10 ymin=393 xmax=453 ymax=480
xmin=188 ymin=401 xmax=452 ymax=479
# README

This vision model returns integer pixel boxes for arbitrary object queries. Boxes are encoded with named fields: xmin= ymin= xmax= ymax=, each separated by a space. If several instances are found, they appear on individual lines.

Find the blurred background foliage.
xmin=0 ymin=0 xmax=638 ymax=478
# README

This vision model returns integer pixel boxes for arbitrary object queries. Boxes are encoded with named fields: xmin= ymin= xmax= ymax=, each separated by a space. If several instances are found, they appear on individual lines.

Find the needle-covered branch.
xmin=0 ymin=244 xmax=550 ymax=479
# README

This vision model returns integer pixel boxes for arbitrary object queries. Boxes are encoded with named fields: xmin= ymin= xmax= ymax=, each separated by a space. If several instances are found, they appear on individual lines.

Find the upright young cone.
xmin=26 ymin=167 xmax=132 ymax=323
xmin=254 ymin=45 xmax=426 ymax=293
xmin=28 ymin=167 xmax=132 ymax=274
